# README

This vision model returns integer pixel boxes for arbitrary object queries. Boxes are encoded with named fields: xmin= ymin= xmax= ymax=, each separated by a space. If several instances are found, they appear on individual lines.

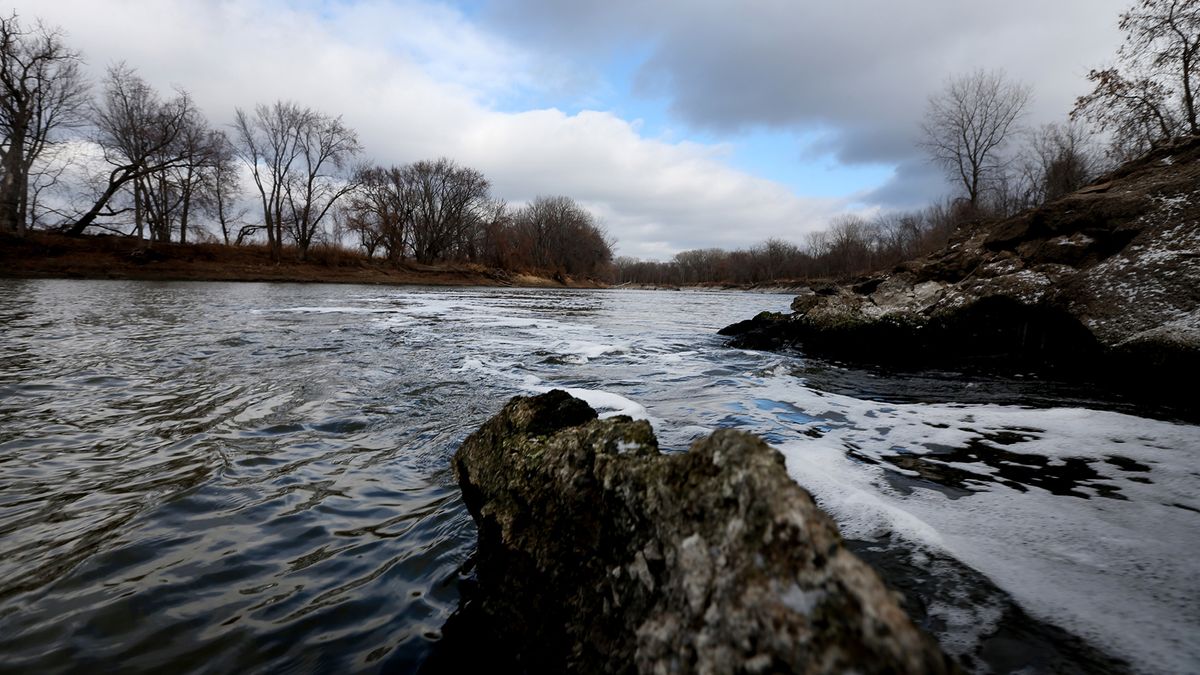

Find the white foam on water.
xmin=559 ymin=387 xmax=649 ymax=421
xmin=457 ymin=356 xmax=651 ymax=422
xmin=762 ymin=381 xmax=1200 ymax=675
xmin=454 ymin=357 xmax=534 ymax=389
xmin=374 ymin=296 xmax=598 ymax=342
xmin=470 ymin=316 xmax=566 ymax=329
xmin=545 ymin=340 xmax=630 ymax=364
xmin=673 ymin=424 xmax=716 ymax=443
xmin=252 ymin=306 xmax=396 ymax=315
xmin=455 ymin=357 xmax=499 ymax=376
xmin=779 ymin=438 xmax=946 ymax=546
xmin=337 ymin=287 xmax=1199 ymax=671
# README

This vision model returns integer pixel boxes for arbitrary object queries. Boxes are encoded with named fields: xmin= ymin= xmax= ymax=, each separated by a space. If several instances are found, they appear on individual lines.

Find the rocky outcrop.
xmin=721 ymin=137 xmax=1200 ymax=395
xmin=451 ymin=390 xmax=957 ymax=674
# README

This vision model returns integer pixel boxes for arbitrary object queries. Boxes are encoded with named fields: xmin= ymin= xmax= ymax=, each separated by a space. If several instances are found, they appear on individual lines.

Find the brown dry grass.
xmin=0 ymin=233 xmax=603 ymax=289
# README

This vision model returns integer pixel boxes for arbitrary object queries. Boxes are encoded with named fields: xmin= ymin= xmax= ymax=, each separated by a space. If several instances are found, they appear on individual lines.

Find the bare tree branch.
xmin=920 ymin=69 xmax=1031 ymax=209
xmin=1074 ymin=0 xmax=1200 ymax=155
xmin=0 ymin=12 xmax=88 ymax=235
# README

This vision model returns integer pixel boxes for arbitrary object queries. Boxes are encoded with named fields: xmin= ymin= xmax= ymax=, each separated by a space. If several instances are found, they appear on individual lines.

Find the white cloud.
xmin=455 ymin=109 xmax=840 ymax=251
xmin=486 ymin=0 xmax=1130 ymax=204
xmin=12 ymin=0 xmax=845 ymax=259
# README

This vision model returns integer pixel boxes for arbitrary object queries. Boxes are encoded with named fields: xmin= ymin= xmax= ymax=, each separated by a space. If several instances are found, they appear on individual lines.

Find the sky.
xmin=14 ymin=0 xmax=1129 ymax=259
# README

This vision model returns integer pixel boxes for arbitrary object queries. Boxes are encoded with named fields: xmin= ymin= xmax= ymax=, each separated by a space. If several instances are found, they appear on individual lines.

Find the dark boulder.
xmin=451 ymin=390 xmax=958 ymax=674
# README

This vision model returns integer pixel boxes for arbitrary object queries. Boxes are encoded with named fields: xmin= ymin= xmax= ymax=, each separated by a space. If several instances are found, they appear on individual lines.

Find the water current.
xmin=0 ymin=280 xmax=1196 ymax=673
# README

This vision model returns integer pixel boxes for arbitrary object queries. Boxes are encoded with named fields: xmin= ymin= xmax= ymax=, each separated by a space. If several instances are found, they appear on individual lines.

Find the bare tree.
xmin=0 ymin=13 xmax=87 ymax=235
xmin=233 ymin=101 xmax=308 ymax=259
xmin=347 ymin=165 xmax=418 ymax=262
xmin=511 ymin=195 xmax=611 ymax=276
xmin=282 ymin=113 xmax=361 ymax=259
xmin=197 ymin=129 xmax=247 ymax=245
xmin=234 ymin=101 xmax=360 ymax=259
xmin=25 ymin=142 xmax=78 ymax=228
xmin=1074 ymin=0 xmax=1200 ymax=155
xmin=921 ymin=69 xmax=1031 ymax=210
xmin=168 ymin=112 xmax=217 ymax=243
xmin=826 ymin=214 xmax=878 ymax=275
xmin=339 ymin=202 xmax=384 ymax=258
xmin=136 ymin=102 xmax=220 ymax=243
xmin=871 ymin=210 xmax=928 ymax=264
xmin=476 ymin=198 xmax=511 ymax=268
xmin=749 ymin=238 xmax=801 ymax=281
xmin=614 ymin=199 xmax=984 ymax=286
xmin=516 ymin=194 xmax=572 ymax=269
xmin=1020 ymin=122 xmax=1099 ymax=203
xmin=64 ymin=64 xmax=196 ymax=236
xmin=1074 ymin=70 xmax=1178 ymax=157
xmin=675 ymin=248 xmax=730 ymax=284
xmin=405 ymin=158 xmax=490 ymax=263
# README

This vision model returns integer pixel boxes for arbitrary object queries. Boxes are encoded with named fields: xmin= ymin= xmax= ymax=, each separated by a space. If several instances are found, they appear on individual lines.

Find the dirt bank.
xmin=0 ymin=233 xmax=604 ymax=289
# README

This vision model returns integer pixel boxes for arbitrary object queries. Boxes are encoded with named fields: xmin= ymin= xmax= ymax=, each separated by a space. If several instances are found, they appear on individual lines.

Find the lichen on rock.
xmin=719 ymin=136 xmax=1200 ymax=401
xmin=452 ymin=389 xmax=957 ymax=674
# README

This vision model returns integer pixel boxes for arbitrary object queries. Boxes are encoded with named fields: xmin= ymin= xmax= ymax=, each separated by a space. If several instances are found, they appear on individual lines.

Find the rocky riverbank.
xmin=450 ymin=390 xmax=956 ymax=674
xmin=721 ymin=137 xmax=1200 ymax=405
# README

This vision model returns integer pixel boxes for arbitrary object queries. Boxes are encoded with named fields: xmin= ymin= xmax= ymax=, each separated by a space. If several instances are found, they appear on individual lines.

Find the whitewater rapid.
xmin=359 ymin=288 xmax=1199 ymax=673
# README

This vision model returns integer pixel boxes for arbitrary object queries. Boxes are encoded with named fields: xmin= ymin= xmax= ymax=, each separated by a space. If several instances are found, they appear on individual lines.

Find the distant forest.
xmin=3 ymin=0 xmax=1196 ymax=284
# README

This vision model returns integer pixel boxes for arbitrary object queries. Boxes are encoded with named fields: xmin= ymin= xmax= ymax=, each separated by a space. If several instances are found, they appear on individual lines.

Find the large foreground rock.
xmin=451 ymin=390 xmax=957 ymax=674
xmin=721 ymin=137 xmax=1200 ymax=398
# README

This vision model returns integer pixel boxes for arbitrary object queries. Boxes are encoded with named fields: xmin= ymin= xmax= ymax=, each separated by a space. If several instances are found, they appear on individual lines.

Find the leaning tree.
xmin=64 ymin=64 xmax=198 ymax=237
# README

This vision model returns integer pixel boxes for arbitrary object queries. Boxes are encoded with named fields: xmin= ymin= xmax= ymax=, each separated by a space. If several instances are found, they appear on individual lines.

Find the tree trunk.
xmin=179 ymin=187 xmax=191 ymax=244
xmin=217 ymin=191 xmax=231 ymax=245
xmin=66 ymin=169 xmax=136 ymax=236
xmin=134 ymin=178 xmax=145 ymax=240
xmin=0 ymin=125 xmax=28 ymax=234
xmin=179 ymin=165 xmax=194 ymax=244
xmin=16 ymin=173 xmax=28 ymax=237
xmin=1183 ymin=50 xmax=1198 ymax=135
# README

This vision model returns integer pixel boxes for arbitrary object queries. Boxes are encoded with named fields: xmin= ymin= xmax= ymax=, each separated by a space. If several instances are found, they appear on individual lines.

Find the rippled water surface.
xmin=0 ymin=280 xmax=1197 ymax=673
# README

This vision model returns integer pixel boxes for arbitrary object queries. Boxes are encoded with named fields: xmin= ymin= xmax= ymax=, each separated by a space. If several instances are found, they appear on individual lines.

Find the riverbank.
xmin=0 ymin=232 xmax=604 ymax=288
xmin=720 ymin=136 xmax=1200 ymax=414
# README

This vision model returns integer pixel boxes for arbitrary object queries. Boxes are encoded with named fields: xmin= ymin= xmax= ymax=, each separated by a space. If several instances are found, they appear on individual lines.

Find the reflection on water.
xmin=0 ymin=279 xmax=1197 ymax=674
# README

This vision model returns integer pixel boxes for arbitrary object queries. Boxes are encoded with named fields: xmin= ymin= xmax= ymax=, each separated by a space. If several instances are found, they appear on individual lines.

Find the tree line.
xmin=3 ymin=1 xmax=1194 ymax=284
xmin=619 ymin=0 xmax=1198 ymax=286
xmin=0 ymin=13 xmax=613 ymax=278
xmin=341 ymin=161 xmax=611 ymax=275
xmin=614 ymin=109 xmax=1105 ymax=286
xmin=613 ymin=201 xmax=964 ymax=286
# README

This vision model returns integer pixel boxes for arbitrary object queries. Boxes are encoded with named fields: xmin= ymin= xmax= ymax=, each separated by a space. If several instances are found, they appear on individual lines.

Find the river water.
xmin=0 ymin=280 xmax=1196 ymax=673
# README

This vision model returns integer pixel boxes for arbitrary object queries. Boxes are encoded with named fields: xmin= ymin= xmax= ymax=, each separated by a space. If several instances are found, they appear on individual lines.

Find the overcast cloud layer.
xmin=13 ymin=0 xmax=1128 ymax=258
xmin=486 ymin=1 xmax=1129 ymax=204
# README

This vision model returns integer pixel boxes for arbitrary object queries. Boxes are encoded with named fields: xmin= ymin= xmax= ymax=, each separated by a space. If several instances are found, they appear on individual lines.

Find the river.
xmin=0 ymin=280 xmax=1196 ymax=673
